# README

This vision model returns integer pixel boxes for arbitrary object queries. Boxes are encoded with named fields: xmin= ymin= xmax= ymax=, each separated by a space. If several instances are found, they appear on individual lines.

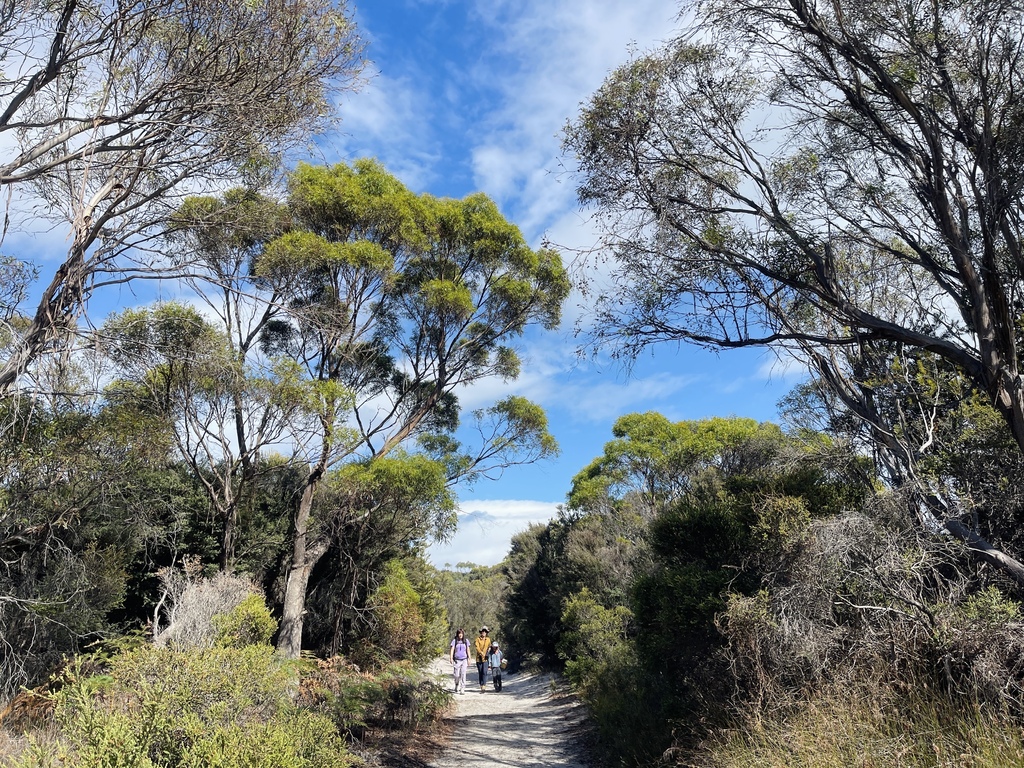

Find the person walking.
xmin=449 ymin=628 xmax=470 ymax=694
xmin=487 ymin=641 xmax=504 ymax=691
xmin=474 ymin=626 xmax=492 ymax=692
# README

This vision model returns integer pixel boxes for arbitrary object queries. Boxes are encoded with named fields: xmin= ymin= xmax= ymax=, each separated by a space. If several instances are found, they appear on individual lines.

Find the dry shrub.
xmin=718 ymin=498 xmax=1024 ymax=715
xmin=153 ymin=558 xmax=265 ymax=649
xmin=296 ymin=657 xmax=452 ymax=738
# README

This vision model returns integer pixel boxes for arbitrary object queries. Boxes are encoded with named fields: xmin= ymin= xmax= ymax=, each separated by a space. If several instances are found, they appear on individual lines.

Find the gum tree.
xmin=254 ymin=160 xmax=568 ymax=657
xmin=0 ymin=0 xmax=363 ymax=395
xmin=568 ymin=0 xmax=1024 ymax=567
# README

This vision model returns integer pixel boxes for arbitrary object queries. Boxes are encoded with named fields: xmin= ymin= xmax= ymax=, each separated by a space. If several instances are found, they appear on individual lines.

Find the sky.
xmin=323 ymin=0 xmax=806 ymax=568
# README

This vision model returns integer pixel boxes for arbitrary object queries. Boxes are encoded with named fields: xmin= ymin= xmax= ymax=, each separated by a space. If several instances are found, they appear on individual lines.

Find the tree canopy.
xmin=567 ymin=0 xmax=1024 ymax=458
xmin=174 ymin=159 xmax=568 ymax=657
xmin=0 ymin=0 xmax=364 ymax=396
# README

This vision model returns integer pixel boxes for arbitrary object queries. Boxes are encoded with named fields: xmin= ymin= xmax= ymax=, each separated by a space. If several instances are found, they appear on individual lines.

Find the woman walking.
xmin=449 ymin=628 xmax=470 ymax=694
xmin=474 ymin=626 xmax=492 ymax=691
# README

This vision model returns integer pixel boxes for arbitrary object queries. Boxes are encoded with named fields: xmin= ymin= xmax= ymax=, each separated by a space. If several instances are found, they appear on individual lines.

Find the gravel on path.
xmin=425 ymin=657 xmax=592 ymax=768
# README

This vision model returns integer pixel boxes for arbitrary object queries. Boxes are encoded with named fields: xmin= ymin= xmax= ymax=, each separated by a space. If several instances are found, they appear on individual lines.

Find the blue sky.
xmin=324 ymin=0 xmax=806 ymax=567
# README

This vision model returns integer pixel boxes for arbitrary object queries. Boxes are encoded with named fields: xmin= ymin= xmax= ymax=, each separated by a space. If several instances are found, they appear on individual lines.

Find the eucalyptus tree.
xmin=0 ymin=0 xmax=363 ymax=396
xmin=567 ymin=0 xmax=1024 ymax=584
xmin=101 ymin=302 xmax=306 ymax=570
xmin=255 ymin=159 xmax=568 ymax=657
xmin=568 ymin=0 xmax=1024 ymax=460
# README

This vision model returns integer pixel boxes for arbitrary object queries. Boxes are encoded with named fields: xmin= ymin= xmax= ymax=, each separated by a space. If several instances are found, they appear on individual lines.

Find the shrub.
xmin=10 ymin=645 xmax=355 ymax=768
xmin=557 ymin=588 xmax=632 ymax=695
xmin=153 ymin=565 xmax=263 ymax=650
xmin=212 ymin=594 xmax=277 ymax=648
xmin=295 ymin=657 xmax=451 ymax=737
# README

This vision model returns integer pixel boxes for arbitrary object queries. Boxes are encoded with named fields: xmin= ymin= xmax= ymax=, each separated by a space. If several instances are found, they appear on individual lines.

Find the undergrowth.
xmin=698 ymin=683 xmax=1024 ymax=768
xmin=1 ymin=586 xmax=451 ymax=767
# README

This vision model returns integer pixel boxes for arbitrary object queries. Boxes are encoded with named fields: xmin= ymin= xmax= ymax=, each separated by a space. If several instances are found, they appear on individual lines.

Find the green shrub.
xmin=296 ymin=657 xmax=451 ymax=737
xmin=211 ymin=594 xmax=277 ymax=648
xmin=179 ymin=711 xmax=348 ymax=768
xmin=557 ymin=588 xmax=632 ymax=695
xmin=12 ymin=645 xmax=355 ymax=768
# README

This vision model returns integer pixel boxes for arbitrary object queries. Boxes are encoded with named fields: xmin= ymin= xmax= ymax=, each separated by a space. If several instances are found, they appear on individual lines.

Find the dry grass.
xmin=700 ymin=683 xmax=1024 ymax=768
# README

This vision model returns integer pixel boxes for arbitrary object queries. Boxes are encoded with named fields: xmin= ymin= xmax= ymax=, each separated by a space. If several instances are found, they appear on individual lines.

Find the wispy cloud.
xmin=328 ymin=66 xmax=443 ymax=190
xmin=756 ymin=352 xmax=810 ymax=383
xmin=450 ymin=328 xmax=700 ymax=428
xmin=463 ymin=0 xmax=679 ymax=239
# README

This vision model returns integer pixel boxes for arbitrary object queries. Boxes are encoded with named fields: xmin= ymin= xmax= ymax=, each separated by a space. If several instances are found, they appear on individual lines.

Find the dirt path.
xmin=424 ymin=658 xmax=592 ymax=768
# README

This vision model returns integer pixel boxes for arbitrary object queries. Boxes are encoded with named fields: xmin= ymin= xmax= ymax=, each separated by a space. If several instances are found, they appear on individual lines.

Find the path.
xmin=425 ymin=658 xmax=592 ymax=768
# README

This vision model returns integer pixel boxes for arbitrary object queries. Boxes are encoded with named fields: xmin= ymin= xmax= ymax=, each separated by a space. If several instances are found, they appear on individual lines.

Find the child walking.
xmin=487 ymin=641 xmax=504 ymax=691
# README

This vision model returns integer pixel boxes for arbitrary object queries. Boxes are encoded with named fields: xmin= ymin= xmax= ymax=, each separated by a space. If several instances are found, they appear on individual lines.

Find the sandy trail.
xmin=424 ymin=658 xmax=591 ymax=768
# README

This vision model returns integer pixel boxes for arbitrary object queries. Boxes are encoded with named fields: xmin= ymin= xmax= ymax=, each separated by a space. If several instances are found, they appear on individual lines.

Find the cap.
xmin=491 ymin=641 xmax=499 ymax=648
xmin=480 ymin=626 xmax=489 ymax=632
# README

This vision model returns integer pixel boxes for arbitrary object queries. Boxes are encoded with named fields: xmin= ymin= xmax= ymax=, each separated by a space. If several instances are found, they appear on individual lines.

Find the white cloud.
xmin=427 ymin=498 xmax=561 ymax=567
xmin=463 ymin=0 xmax=680 ymax=239
xmin=328 ymin=67 xmax=442 ymax=190
xmin=756 ymin=351 xmax=811 ymax=383
xmin=450 ymin=325 xmax=702 ymax=430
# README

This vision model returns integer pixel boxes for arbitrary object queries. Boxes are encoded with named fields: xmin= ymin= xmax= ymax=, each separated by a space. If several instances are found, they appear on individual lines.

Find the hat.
xmin=480 ymin=626 xmax=489 ymax=632
xmin=491 ymin=641 xmax=499 ymax=648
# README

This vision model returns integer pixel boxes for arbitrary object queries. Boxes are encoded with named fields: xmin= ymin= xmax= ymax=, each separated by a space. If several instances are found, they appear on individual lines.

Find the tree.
xmin=0 ymin=391 xmax=204 ymax=699
xmin=568 ymin=414 xmax=789 ymax=518
xmin=0 ymin=0 xmax=363 ymax=395
xmin=567 ymin=0 xmax=1024 ymax=460
xmin=253 ymin=160 xmax=568 ymax=657
xmin=781 ymin=342 xmax=1024 ymax=576
xmin=101 ymin=302 xmax=306 ymax=570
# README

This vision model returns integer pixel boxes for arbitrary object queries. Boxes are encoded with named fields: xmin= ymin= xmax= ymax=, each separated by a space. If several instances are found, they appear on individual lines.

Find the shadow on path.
xmin=425 ymin=658 xmax=591 ymax=768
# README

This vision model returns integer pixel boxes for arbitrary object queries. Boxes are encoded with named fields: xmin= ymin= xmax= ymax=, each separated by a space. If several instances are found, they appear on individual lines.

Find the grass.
xmin=702 ymin=684 xmax=1024 ymax=768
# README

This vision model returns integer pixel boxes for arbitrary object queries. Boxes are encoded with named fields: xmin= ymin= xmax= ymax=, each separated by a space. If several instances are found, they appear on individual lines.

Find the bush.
xmin=10 ymin=645 xmax=355 ymax=768
xmin=296 ymin=657 xmax=451 ymax=737
xmin=153 ymin=565 xmax=264 ymax=650
xmin=700 ymin=681 xmax=1024 ymax=768
xmin=557 ymin=588 xmax=632 ymax=695
xmin=212 ymin=594 xmax=277 ymax=648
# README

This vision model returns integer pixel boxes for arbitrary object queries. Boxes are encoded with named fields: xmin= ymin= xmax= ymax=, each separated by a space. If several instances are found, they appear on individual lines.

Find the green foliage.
xmin=362 ymin=561 xmax=426 ymax=664
xmin=212 ymin=594 xmax=278 ymax=648
xmin=14 ymin=646 xmax=354 ymax=768
xmin=503 ymin=415 xmax=871 ymax=765
xmin=299 ymin=458 xmax=457 ymax=658
xmin=432 ymin=562 xmax=505 ymax=643
xmin=958 ymin=586 xmax=1022 ymax=627
xmin=331 ymin=454 xmax=456 ymax=541
xmin=0 ymin=397 xmax=208 ymax=698
xmin=567 ymin=413 xmax=787 ymax=515
xmin=295 ymin=657 xmax=451 ymax=738
xmin=557 ymin=588 xmax=631 ymax=692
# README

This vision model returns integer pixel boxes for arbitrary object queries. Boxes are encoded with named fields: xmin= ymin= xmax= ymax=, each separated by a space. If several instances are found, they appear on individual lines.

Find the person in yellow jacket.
xmin=474 ymin=626 xmax=492 ymax=691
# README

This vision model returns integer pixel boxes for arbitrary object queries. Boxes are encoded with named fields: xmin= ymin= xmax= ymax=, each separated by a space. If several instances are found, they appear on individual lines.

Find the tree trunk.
xmin=276 ymin=467 xmax=329 ymax=658
xmin=0 ymin=241 xmax=88 ymax=394
xmin=219 ymin=498 xmax=239 ymax=572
